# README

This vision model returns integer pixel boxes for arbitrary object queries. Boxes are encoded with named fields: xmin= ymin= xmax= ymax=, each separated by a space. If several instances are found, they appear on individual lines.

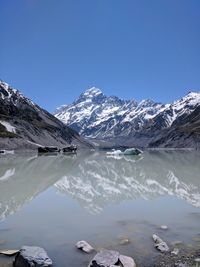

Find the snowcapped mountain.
xmin=54 ymin=87 xmax=200 ymax=148
xmin=55 ymin=87 xmax=165 ymax=138
xmin=0 ymin=80 xmax=92 ymax=150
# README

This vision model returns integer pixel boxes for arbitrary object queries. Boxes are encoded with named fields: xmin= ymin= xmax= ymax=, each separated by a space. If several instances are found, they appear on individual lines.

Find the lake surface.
xmin=0 ymin=150 xmax=200 ymax=266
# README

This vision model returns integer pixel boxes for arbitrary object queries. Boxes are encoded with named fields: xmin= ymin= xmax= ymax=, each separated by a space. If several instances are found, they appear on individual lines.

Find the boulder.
xmin=88 ymin=250 xmax=136 ymax=267
xmin=13 ymin=246 xmax=52 ymax=267
xmin=152 ymin=234 xmax=169 ymax=252
xmin=38 ymin=146 xmax=60 ymax=153
xmin=62 ymin=145 xmax=77 ymax=153
xmin=88 ymin=250 xmax=119 ymax=267
xmin=76 ymin=240 xmax=94 ymax=253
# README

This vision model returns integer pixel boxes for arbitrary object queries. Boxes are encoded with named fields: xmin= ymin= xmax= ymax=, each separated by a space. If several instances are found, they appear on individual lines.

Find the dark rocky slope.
xmin=0 ymin=81 xmax=92 ymax=150
xmin=149 ymin=106 xmax=200 ymax=149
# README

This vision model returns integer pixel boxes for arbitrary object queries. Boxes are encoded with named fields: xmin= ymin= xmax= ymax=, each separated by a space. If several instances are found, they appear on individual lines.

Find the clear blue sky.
xmin=1 ymin=0 xmax=200 ymax=112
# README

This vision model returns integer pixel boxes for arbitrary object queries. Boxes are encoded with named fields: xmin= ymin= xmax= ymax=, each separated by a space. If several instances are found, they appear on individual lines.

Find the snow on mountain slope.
xmin=150 ymin=92 xmax=200 ymax=130
xmin=55 ymin=87 xmax=200 ymax=140
xmin=0 ymin=81 xmax=36 ymax=107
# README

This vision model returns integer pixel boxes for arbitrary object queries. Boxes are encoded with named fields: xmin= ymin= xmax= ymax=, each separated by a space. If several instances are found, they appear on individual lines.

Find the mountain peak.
xmin=185 ymin=91 xmax=200 ymax=98
xmin=174 ymin=91 xmax=200 ymax=107
xmin=82 ymin=87 xmax=103 ymax=97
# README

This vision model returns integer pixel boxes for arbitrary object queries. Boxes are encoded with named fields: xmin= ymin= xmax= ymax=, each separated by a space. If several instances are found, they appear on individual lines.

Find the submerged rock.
xmin=152 ymin=234 xmax=169 ymax=253
xmin=171 ymin=241 xmax=183 ymax=246
xmin=119 ymin=238 xmax=130 ymax=246
xmin=76 ymin=240 xmax=94 ymax=253
xmin=88 ymin=249 xmax=136 ymax=267
xmin=13 ymin=246 xmax=52 ymax=267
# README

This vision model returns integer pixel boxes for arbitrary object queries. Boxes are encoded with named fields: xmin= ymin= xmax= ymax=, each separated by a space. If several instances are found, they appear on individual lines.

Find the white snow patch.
xmin=0 ymin=121 xmax=16 ymax=133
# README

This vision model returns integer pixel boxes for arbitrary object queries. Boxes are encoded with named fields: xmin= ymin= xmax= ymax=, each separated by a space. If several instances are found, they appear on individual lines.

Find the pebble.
xmin=160 ymin=225 xmax=168 ymax=230
xmin=119 ymin=238 xmax=130 ymax=246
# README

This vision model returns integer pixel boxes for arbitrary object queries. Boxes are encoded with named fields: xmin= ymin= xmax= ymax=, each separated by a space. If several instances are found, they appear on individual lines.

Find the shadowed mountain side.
xmin=149 ymin=105 xmax=200 ymax=149
xmin=0 ymin=81 xmax=93 ymax=150
xmin=55 ymin=151 xmax=200 ymax=214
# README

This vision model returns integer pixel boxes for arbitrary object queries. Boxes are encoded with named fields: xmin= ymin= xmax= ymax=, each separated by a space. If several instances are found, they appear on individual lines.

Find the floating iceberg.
xmin=107 ymin=148 xmax=143 ymax=156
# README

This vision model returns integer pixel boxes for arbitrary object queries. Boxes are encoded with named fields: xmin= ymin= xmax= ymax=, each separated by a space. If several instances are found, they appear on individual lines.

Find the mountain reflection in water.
xmin=55 ymin=151 xmax=200 ymax=214
xmin=0 ymin=151 xmax=200 ymax=219
xmin=0 ymin=154 xmax=78 ymax=220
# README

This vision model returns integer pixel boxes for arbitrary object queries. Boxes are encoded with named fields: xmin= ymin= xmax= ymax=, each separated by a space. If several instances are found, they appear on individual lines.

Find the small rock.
xmin=194 ymin=258 xmax=200 ymax=263
xmin=13 ymin=246 xmax=52 ymax=267
xmin=152 ymin=234 xmax=169 ymax=252
xmin=160 ymin=225 xmax=168 ymax=230
xmin=171 ymin=248 xmax=179 ymax=255
xmin=119 ymin=238 xmax=130 ymax=246
xmin=119 ymin=255 xmax=136 ymax=267
xmin=76 ymin=240 xmax=94 ymax=253
xmin=88 ymin=250 xmax=120 ymax=267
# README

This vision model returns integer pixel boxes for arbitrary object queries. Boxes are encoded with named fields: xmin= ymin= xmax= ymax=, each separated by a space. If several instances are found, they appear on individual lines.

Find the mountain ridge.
xmin=54 ymin=87 xmax=200 ymax=149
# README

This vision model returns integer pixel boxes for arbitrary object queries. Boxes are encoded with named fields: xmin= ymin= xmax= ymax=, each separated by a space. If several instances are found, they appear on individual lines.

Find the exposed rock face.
xmin=13 ymin=246 xmax=52 ymax=267
xmin=0 ymin=81 xmax=92 ymax=150
xmin=55 ymin=88 xmax=200 ymax=149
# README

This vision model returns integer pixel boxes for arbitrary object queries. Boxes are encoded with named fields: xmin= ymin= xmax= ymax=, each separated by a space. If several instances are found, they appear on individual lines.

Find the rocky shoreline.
xmin=1 ymin=234 xmax=200 ymax=267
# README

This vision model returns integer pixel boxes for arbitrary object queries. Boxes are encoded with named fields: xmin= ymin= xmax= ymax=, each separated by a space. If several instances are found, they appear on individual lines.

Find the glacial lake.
xmin=0 ymin=150 xmax=200 ymax=266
